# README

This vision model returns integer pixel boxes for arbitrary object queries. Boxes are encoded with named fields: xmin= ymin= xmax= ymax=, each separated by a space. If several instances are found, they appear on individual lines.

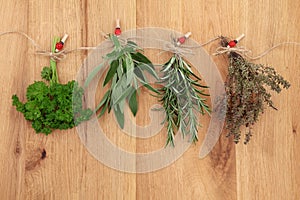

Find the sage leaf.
xmin=131 ymin=52 xmax=153 ymax=68
xmin=84 ymin=62 xmax=105 ymax=88
xmin=103 ymin=60 xmax=119 ymax=86
xmin=113 ymin=105 xmax=124 ymax=128
xmin=95 ymin=90 xmax=110 ymax=111
xmin=113 ymin=86 xmax=134 ymax=106
xmin=138 ymin=63 xmax=159 ymax=79
xmin=128 ymin=90 xmax=138 ymax=116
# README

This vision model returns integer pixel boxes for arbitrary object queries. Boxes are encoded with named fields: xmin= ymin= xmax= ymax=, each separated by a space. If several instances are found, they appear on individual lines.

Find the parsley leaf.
xmin=12 ymin=37 xmax=93 ymax=135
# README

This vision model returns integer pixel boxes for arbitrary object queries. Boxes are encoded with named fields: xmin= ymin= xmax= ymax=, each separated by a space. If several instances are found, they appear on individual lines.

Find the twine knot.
xmin=164 ymin=42 xmax=194 ymax=56
xmin=213 ymin=46 xmax=252 ymax=56
xmin=35 ymin=50 xmax=67 ymax=61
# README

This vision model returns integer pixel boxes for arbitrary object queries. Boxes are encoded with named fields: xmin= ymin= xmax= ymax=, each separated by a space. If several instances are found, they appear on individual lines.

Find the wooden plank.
xmin=24 ymin=1 xmax=89 ymax=199
xmin=84 ymin=0 xmax=137 ymax=199
xmin=236 ymin=0 xmax=300 ymax=199
xmin=0 ymin=1 xmax=28 ymax=199
xmin=0 ymin=0 xmax=299 ymax=199
xmin=24 ymin=0 xmax=137 ymax=199
xmin=136 ymin=0 xmax=236 ymax=199
xmin=136 ymin=1 xmax=185 ymax=199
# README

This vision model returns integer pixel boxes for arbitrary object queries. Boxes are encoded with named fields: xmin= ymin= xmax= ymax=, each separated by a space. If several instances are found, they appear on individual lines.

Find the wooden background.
xmin=0 ymin=0 xmax=299 ymax=199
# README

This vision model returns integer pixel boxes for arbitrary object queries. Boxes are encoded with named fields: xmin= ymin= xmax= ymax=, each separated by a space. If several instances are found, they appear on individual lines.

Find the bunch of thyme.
xmin=221 ymin=38 xmax=290 ymax=144
xmin=158 ymin=55 xmax=210 ymax=146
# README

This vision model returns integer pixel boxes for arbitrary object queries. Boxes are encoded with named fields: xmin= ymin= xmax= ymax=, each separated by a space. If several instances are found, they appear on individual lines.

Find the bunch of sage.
xmin=85 ymin=34 xmax=158 ymax=128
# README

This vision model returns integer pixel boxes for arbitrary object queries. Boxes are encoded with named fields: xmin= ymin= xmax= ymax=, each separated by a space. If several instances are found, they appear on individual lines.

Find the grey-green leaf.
xmin=97 ymin=100 xmax=109 ymax=118
xmin=110 ymin=34 xmax=121 ymax=48
xmin=136 ymin=76 xmax=159 ymax=94
xmin=113 ymin=86 xmax=134 ymax=106
xmin=131 ymin=52 xmax=153 ymax=68
xmin=134 ymin=67 xmax=146 ymax=82
xmin=103 ymin=60 xmax=119 ymax=86
xmin=84 ymin=62 xmax=105 ymax=88
xmin=128 ymin=90 xmax=138 ymax=116
xmin=125 ymin=56 xmax=134 ymax=86
xmin=138 ymin=63 xmax=159 ymax=79
xmin=113 ymin=105 xmax=124 ymax=129
xmin=95 ymin=90 xmax=110 ymax=111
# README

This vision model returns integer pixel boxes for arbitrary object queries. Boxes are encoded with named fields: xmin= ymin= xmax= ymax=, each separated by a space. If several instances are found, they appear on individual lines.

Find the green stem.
xmin=109 ymin=34 xmax=121 ymax=49
xmin=50 ymin=37 xmax=60 ymax=85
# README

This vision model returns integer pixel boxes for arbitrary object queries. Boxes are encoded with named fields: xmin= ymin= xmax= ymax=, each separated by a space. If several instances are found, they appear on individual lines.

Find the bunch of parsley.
xmin=12 ymin=37 xmax=93 ymax=135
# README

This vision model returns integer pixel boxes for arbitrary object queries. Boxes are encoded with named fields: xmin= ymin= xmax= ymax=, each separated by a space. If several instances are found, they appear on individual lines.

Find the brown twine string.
xmin=213 ymin=42 xmax=300 ymax=60
xmin=0 ymin=31 xmax=98 ymax=61
xmin=130 ymin=35 xmax=221 ymax=56
xmin=188 ymin=36 xmax=221 ymax=48
xmin=1 ymin=31 xmax=299 ymax=61
xmin=167 ymin=36 xmax=221 ymax=56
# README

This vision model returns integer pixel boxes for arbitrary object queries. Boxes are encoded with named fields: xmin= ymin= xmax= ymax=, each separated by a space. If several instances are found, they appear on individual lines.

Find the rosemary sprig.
xmin=158 ymin=55 xmax=210 ymax=146
xmin=85 ymin=34 xmax=158 ymax=128
xmin=224 ymin=48 xmax=290 ymax=144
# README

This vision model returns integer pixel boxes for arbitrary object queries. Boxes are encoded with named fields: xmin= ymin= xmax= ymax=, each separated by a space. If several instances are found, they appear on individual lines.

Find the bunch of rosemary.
xmin=158 ymin=55 xmax=210 ymax=146
xmin=85 ymin=34 xmax=158 ymax=128
xmin=222 ymin=38 xmax=290 ymax=144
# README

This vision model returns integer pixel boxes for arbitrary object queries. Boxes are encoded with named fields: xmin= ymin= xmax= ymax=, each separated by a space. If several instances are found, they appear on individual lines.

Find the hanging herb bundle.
xmin=220 ymin=36 xmax=290 ymax=144
xmin=12 ymin=36 xmax=93 ymax=135
xmin=157 ymin=33 xmax=210 ymax=146
xmin=85 ymin=33 xmax=158 ymax=128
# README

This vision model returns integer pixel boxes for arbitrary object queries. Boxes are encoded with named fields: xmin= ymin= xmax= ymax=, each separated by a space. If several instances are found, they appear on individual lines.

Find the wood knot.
xmin=41 ymin=149 xmax=46 ymax=159
xmin=292 ymin=125 xmax=297 ymax=135
xmin=209 ymin=137 xmax=234 ymax=175
xmin=25 ymin=148 xmax=47 ymax=171
xmin=14 ymin=140 xmax=22 ymax=157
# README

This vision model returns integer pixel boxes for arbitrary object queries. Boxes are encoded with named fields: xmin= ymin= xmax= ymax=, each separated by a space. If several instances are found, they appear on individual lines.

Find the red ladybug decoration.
xmin=55 ymin=42 xmax=64 ymax=51
xmin=55 ymin=34 xmax=68 ymax=52
xmin=176 ymin=32 xmax=192 ymax=46
xmin=115 ymin=19 xmax=121 ymax=36
xmin=115 ymin=28 xmax=121 ymax=36
xmin=228 ymin=40 xmax=237 ymax=48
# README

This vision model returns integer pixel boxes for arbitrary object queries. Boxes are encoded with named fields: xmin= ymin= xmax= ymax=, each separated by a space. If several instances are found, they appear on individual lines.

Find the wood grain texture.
xmin=0 ymin=0 xmax=299 ymax=199
xmin=235 ymin=1 xmax=300 ymax=200
xmin=136 ymin=1 xmax=236 ymax=200
xmin=0 ymin=1 xmax=28 ymax=199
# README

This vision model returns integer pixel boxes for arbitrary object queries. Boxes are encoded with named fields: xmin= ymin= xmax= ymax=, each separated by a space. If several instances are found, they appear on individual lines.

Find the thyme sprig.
xmin=223 ymin=38 xmax=290 ymax=144
xmin=158 ymin=55 xmax=210 ymax=146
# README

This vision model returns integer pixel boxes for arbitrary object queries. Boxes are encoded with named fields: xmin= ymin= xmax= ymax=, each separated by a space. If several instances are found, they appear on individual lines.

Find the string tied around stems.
xmin=0 ymin=31 xmax=98 ymax=61
xmin=163 ymin=32 xmax=195 ymax=56
xmin=1 ymin=31 xmax=300 ymax=61
xmin=160 ymin=33 xmax=221 ymax=57
xmin=213 ymin=33 xmax=300 ymax=60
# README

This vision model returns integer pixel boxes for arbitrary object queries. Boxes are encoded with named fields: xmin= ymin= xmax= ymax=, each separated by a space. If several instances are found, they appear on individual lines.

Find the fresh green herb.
xmin=12 ymin=37 xmax=93 ymax=135
xmin=158 ymin=55 xmax=210 ymax=146
xmin=222 ymin=38 xmax=290 ymax=144
xmin=85 ymin=34 xmax=158 ymax=128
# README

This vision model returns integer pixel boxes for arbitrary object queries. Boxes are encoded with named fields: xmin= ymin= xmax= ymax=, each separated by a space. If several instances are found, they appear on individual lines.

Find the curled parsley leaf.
xmin=12 ymin=37 xmax=93 ymax=135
